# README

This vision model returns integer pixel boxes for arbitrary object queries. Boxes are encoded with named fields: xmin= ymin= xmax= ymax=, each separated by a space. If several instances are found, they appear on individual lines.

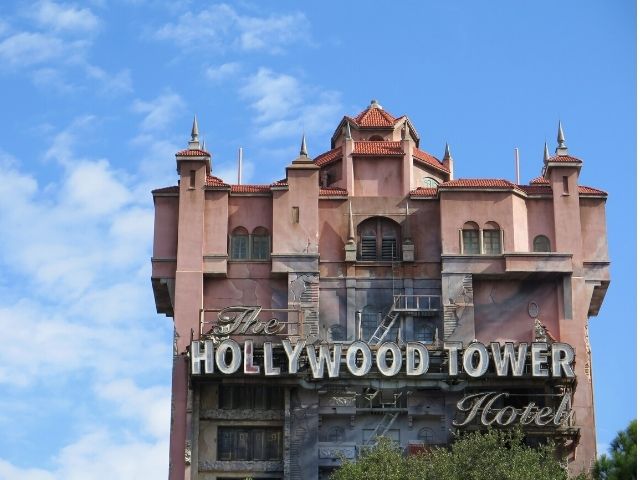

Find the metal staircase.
xmin=364 ymin=412 xmax=400 ymax=445
xmin=368 ymin=294 xmax=440 ymax=345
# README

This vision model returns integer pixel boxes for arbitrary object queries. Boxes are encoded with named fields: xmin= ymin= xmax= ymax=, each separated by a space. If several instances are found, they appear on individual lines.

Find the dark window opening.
xmin=229 ymin=226 xmax=271 ymax=261
xmin=217 ymin=427 xmax=283 ymax=461
xmin=533 ymin=235 xmax=551 ymax=252
xmin=357 ymin=217 xmax=400 ymax=261
xmin=219 ymin=386 xmax=284 ymax=410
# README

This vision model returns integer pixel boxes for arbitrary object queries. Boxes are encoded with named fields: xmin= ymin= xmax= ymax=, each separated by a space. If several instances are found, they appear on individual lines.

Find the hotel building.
xmin=151 ymin=100 xmax=610 ymax=479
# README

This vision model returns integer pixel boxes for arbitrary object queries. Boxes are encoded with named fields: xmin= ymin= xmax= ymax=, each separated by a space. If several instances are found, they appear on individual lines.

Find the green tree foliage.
xmin=593 ymin=419 xmax=637 ymax=480
xmin=331 ymin=429 xmax=588 ymax=480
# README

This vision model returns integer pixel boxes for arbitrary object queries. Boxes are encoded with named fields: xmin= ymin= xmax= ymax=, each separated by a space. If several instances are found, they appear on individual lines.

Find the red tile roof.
xmin=413 ymin=148 xmax=449 ymax=173
xmin=230 ymin=184 xmax=272 ymax=193
xmin=410 ymin=187 xmax=438 ymax=197
xmin=271 ymin=179 xmax=288 ymax=187
xmin=351 ymin=106 xmax=397 ymax=127
xmin=578 ymin=185 xmax=607 ymax=196
xmin=314 ymin=146 xmax=343 ymax=167
xmin=176 ymin=148 xmax=210 ymax=157
xmin=353 ymin=141 xmax=404 ymax=156
xmin=519 ymin=185 xmax=552 ymax=195
xmin=529 ymin=176 xmax=550 ymax=184
xmin=440 ymin=179 xmax=521 ymax=190
xmin=319 ymin=187 xmax=347 ymax=196
xmin=205 ymin=176 xmax=229 ymax=187
xmin=547 ymin=154 xmax=582 ymax=163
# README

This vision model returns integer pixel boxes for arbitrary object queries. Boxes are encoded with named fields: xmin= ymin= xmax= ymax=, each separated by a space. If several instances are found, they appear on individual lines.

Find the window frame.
xmin=229 ymin=226 xmax=271 ymax=261
xmin=533 ymin=235 xmax=551 ymax=252
xmin=357 ymin=217 xmax=400 ymax=262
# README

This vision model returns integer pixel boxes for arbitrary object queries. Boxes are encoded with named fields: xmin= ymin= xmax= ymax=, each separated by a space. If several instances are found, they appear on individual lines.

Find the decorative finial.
xmin=370 ymin=99 xmax=381 ymax=109
xmin=345 ymin=122 xmax=352 ymax=140
xmin=188 ymin=115 xmax=200 ymax=149
xmin=300 ymin=133 xmax=308 ymax=157
xmin=556 ymin=121 xmax=568 ymax=154
xmin=443 ymin=142 xmax=451 ymax=160
xmin=403 ymin=201 xmax=412 ymax=240
xmin=402 ymin=120 xmax=409 ymax=140
xmin=543 ymin=141 xmax=550 ymax=162
xmin=347 ymin=201 xmax=355 ymax=244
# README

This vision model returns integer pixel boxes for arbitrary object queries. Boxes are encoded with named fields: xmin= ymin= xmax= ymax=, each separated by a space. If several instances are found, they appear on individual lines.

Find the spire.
xmin=443 ymin=142 xmax=451 ymax=161
xmin=300 ymin=133 xmax=308 ymax=157
xmin=345 ymin=122 xmax=352 ymax=140
xmin=443 ymin=142 xmax=454 ymax=180
xmin=188 ymin=115 xmax=200 ymax=149
xmin=543 ymin=141 xmax=550 ymax=163
xmin=347 ymin=201 xmax=355 ymax=244
xmin=555 ymin=121 xmax=568 ymax=155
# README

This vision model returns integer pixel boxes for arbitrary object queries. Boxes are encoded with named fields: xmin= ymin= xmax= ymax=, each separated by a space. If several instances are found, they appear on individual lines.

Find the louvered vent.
xmin=381 ymin=237 xmax=397 ymax=260
xmin=360 ymin=236 xmax=377 ymax=260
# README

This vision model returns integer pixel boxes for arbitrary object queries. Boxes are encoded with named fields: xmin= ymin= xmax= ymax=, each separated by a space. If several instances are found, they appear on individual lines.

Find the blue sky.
xmin=0 ymin=1 xmax=634 ymax=478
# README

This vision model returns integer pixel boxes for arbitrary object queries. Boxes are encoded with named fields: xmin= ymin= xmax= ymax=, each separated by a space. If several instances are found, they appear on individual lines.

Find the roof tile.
xmin=176 ymin=148 xmax=210 ymax=157
xmin=320 ymin=187 xmax=347 ymax=196
xmin=547 ymin=154 xmax=583 ymax=163
xmin=314 ymin=146 xmax=343 ymax=166
xmin=352 ymin=106 xmax=397 ymax=127
xmin=413 ymin=148 xmax=449 ymax=173
xmin=230 ymin=184 xmax=271 ymax=193
xmin=410 ymin=187 xmax=438 ymax=197
xmin=440 ymin=179 xmax=521 ymax=189
xmin=353 ymin=141 xmax=404 ymax=155
xmin=205 ymin=176 xmax=229 ymax=187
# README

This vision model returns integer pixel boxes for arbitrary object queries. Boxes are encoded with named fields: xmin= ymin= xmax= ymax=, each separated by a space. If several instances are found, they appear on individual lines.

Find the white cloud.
xmin=240 ymin=68 xmax=342 ymax=141
xmin=132 ymin=92 xmax=186 ymax=132
xmin=96 ymin=379 xmax=170 ymax=438
xmin=31 ymin=67 xmax=76 ymax=93
xmin=0 ymin=432 xmax=168 ymax=480
xmin=32 ymin=0 xmax=100 ymax=33
xmin=0 ymin=32 xmax=69 ymax=67
xmin=205 ymin=61 xmax=241 ymax=82
xmin=85 ymin=65 xmax=133 ymax=94
xmin=154 ymin=3 xmax=310 ymax=55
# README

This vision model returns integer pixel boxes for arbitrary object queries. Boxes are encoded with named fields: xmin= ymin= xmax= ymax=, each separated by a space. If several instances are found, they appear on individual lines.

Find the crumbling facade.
xmin=151 ymin=100 xmax=610 ymax=479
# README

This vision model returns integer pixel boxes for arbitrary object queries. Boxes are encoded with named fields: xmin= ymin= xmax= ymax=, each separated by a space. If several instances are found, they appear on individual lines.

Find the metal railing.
xmin=392 ymin=294 xmax=441 ymax=312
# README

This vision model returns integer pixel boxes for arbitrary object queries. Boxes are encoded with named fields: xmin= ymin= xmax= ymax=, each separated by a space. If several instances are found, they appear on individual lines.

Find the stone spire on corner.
xmin=543 ymin=141 xmax=550 ymax=163
xmin=188 ymin=115 xmax=201 ymax=149
xmin=555 ymin=121 xmax=568 ymax=155
xmin=300 ymin=133 xmax=308 ymax=157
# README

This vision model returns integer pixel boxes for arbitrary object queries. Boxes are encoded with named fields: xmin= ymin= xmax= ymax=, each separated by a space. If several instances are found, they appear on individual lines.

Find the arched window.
xmin=418 ymin=427 xmax=434 ymax=444
xmin=483 ymin=221 xmax=502 ymax=254
xmin=369 ymin=135 xmax=385 ymax=141
xmin=251 ymin=227 xmax=270 ymax=260
xmin=229 ymin=226 xmax=271 ymax=260
xmin=422 ymin=177 xmax=439 ymax=188
xmin=461 ymin=221 xmax=480 ymax=254
xmin=533 ymin=235 xmax=551 ymax=252
xmin=230 ymin=227 xmax=249 ymax=260
xmin=328 ymin=426 xmax=345 ymax=443
xmin=358 ymin=217 xmax=400 ymax=261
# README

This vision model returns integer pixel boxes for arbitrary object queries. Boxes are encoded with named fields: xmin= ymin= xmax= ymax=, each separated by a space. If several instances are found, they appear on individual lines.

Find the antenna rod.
xmin=514 ymin=147 xmax=520 ymax=184
xmin=237 ymin=147 xmax=243 ymax=185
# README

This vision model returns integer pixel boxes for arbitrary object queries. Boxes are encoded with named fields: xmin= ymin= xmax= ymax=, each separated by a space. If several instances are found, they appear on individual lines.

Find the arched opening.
xmin=369 ymin=135 xmax=385 ymax=141
xmin=251 ymin=226 xmax=270 ymax=260
xmin=461 ymin=221 xmax=480 ymax=254
xmin=418 ymin=427 xmax=434 ymax=444
xmin=533 ymin=235 xmax=551 ymax=252
xmin=357 ymin=217 xmax=401 ymax=261
xmin=230 ymin=226 xmax=249 ymax=260
xmin=483 ymin=221 xmax=502 ymax=254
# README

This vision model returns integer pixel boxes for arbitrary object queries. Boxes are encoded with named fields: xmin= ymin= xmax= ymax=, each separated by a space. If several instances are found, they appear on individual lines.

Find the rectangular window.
xmin=219 ymin=386 xmax=283 ymax=410
xmin=462 ymin=230 xmax=480 ymax=254
xmin=483 ymin=230 xmax=502 ymax=254
xmin=230 ymin=235 xmax=249 ymax=259
xmin=189 ymin=170 xmax=196 ymax=188
xmin=217 ymin=427 xmax=283 ymax=461
xmin=291 ymin=206 xmax=300 ymax=224
xmin=251 ymin=235 xmax=270 ymax=260
xmin=562 ymin=176 xmax=569 ymax=194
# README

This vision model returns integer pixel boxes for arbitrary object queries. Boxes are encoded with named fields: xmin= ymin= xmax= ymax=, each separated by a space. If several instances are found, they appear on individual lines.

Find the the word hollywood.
xmin=190 ymin=338 xmax=575 ymax=380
